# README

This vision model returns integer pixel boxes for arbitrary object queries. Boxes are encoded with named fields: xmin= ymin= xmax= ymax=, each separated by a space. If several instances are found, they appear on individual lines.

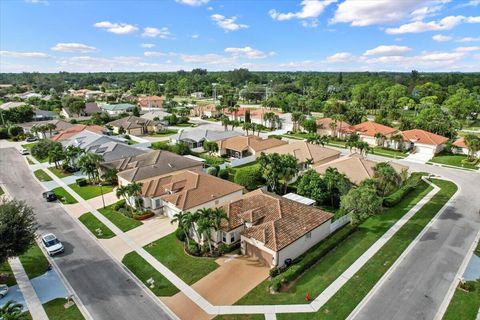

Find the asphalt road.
xmin=0 ymin=148 xmax=173 ymax=320
xmin=352 ymin=159 xmax=480 ymax=320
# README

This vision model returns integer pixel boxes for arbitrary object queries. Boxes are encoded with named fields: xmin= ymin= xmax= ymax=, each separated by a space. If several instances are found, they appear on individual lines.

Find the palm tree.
xmin=48 ymin=144 xmax=65 ymax=169
xmin=46 ymin=123 xmax=57 ymax=137
xmin=242 ymin=122 xmax=252 ymax=135
xmin=464 ymin=134 xmax=480 ymax=161
xmin=196 ymin=216 xmax=214 ymax=254
xmin=171 ymin=211 xmax=191 ymax=243
xmin=101 ymin=168 xmax=118 ymax=185
xmin=281 ymin=156 xmax=300 ymax=195
xmin=374 ymin=132 xmax=385 ymax=147
xmin=116 ymin=185 xmax=134 ymax=216
xmin=291 ymin=112 xmax=304 ymax=133
xmin=220 ymin=115 xmax=230 ymax=131
xmin=209 ymin=208 xmax=228 ymax=243
xmin=390 ymin=133 xmax=404 ymax=151
xmin=77 ymin=152 xmax=104 ymax=183
xmin=64 ymin=145 xmax=83 ymax=169
xmin=374 ymin=162 xmax=400 ymax=196
xmin=254 ymin=123 xmax=262 ymax=136
xmin=0 ymin=300 xmax=24 ymax=320
xmin=127 ymin=182 xmax=144 ymax=212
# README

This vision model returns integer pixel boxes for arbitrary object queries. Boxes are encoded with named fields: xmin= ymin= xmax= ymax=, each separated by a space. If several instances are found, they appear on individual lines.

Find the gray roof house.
xmin=140 ymin=110 xmax=171 ymax=121
xmin=170 ymin=128 xmax=243 ymax=149
xmin=100 ymin=103 xmax=135 ymax=115
xmin=62 ymin=102 xmax=101 ymax=118
xmin=33 ymin=109 xmax=56 ymax=121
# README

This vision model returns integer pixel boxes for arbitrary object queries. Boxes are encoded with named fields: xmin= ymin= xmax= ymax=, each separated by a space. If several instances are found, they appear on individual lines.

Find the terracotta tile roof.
xmin=316 ymin=117 xmax=352 ymax=132
xmin=314 ymin=153 xmax=408 ymax=185
xmin=141 ymin=170 xmax=244 ymax=211
xmin=264 ymin=141 xmax=341 ymax=164
xmin=350 ymin=121 xmax=397 ymax=137
xmin=452 ymin=136 xmax=467 ymax=149
xmin=51 ymin=125 xmax=105 ymax=141
xmin=401 ymin=129 xmax=448 ymax=146
xmin=107 ymin=116 xmax=155 ymax=130
xmin=102 ymin=150 xmax=203 ymax=182
xmin=217 ymin=135 xmax=288 ymax=153
xmin=219 ymin=189 xmax=333 ymax=251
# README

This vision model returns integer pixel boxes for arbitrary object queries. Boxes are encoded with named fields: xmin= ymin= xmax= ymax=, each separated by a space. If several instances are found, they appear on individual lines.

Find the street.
xmin=0 ymin=148 xmax=173 ymax=320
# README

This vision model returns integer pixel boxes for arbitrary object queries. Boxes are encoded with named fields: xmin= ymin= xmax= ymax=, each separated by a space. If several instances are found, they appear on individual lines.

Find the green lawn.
xmin=22 ymin=142 xmax=48 ymax=163
xmin=175 ymin=122 xmax=196 ymax=127
xmin=122 ymin=251 xmax=179 ymax=296
xmin=98 ymin=202 xmax=143 ymax=232
xmin=0 ymin=261 xmax=16 ymax=286
xmin=278 ymin=179 xmax=457 ymax=319
xmin=372 ymin=147 xmax=407 ymax=159
xmin=430 ymin=153 xmax=478 ymax=170
xmin=19 ymin=244 xmax=49 ymax=279
xmin=214 ymin=315 xmax=264 ymax=320
xmin=34 ymin=169 xmax=53 ymax=182
xmin=443 ymin=281 xmax=480 ymax=320
xmin=52 ymin=187 xmax=78 ymax=204
xmin=68 ymin=183 xmax=114 ymax=200
xmin=149 ymin=129 xmax=178 ymax=137
xmin=48 ymin=167 xmax=73 ymax=178
xmin=237 ymin=179 xmax=433 ymax=306
xmin=198 ymin=153 xmax=226 ymax=166
xmin=27 ymin=157 xmax=35 ymax=165
xmin=43 ymin=298 xmax=85 ymax=320
xmin=78 ymin=212 xmax=115 ymax=239
xmin=127 ymin=139 xmax=138 ymax=145
xmin=145 ymin=233 xmax=219 ymax=284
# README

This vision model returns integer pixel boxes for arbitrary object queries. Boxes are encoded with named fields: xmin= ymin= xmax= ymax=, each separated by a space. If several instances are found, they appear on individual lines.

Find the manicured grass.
xmin=122 ymin=251 xmax=179 ymax=296
xmin=48 ymin=167 xmax=72 ymax=178
xmin=34 ymin=169 xmax=53 ymax=182
xmin=27 ymin=157 xmax=35 ymax=165
xmin=430 ymin=153 xmax=478 ymax=170
xmin=98 ymin=202 xmax=142 ymax=232
xmin=68 ymin=183 xmax=114 ymax=200
xmin=0 ymin=261 xmax=17 ymax=286
xmin=237 ymin=179 xmax=433 ymax=306
xmin=198 ymin=153 xmax=225 ymax=166
xmin=19 ymin=244 xmax=49 ymax=279
xmin=149 ymin=129 xmax=178 ymax=137
xmin=52 ymin=187 xmax=78 ymax=204
xmin=278 ymin=179 xmax=457 ymax=319
xmin=145 ymin=233 xmax=219 ymax=284
xmin=443 ymin=281 xmax=480 ymax=320
xmin=281 ymin=133 xmax=308 ymax=140
xmin=127 ymin=139 xmax=138 ymax=145
xmin=214 ymin=315 xmax=264 ymax=320
xmin=78 ymin=212 xmax=115 ymax=239
xmin=372 ymin=147 xmax=407 ymax=159
xmin=175 ymin=122 xmax=196 ymax=127
xmin=43 ymin=298 xmax=85 ymax=320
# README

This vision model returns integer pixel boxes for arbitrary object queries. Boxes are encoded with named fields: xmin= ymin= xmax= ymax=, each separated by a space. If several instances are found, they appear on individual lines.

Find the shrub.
xmin=206 ymin=166 xmax=218 ymax=176
xmin=0 ymin=127 xmax=9 ymax=139
xmin=187 ymin=242 xmax=200 ymax=256
xmin=123 ymin=134 xmax=131 ymax=140
xmin=118 ymin=208 xmax=132 ymax=218
xmin=8 ymin=125 xmax=23 ymax=137
xmin=31 ymin=140 xmax=60 ymax=161
xmin=151 ymin=141 xmax=171 ymax=151
xmin=383 ymin=172 xmax=424 ymax=207
xmin=459 ymin=281 xmax=475 ymax=292
xmin=113 ymin=199 xmax=126 ymax=211
xmin=268 ymin=134 xmax=283 ymax=140
xmin=269 ymin=267 xmax=280 ymax=277
xmin=76 ymin=178 xmax=87 ymax=187
xmin=234 ymin=166 xmax=265 ymax=190
xmin=133 ymin=211 xmax=154 ymax=220
xmin=217 ymin=168 xmax=229 ymax=180
xmin=175 ymin=227 xmax=186 ymax=242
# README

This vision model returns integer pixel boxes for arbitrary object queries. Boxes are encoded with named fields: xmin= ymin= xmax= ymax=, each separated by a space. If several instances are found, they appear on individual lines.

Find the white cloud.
xmin=174 ymin=0 xmax=209 ymax=6
xmin=93 ymin=21 xmax=138 ymax=35
xmin=457 ymin=37 xmax=480 ymax=42
xmin=454 ymin=46 xmax=480 ymax=52
xmin=25 ymin=0 xmax=49 ymax=5
xmin=142 ymin=27 xmax=173 ymax=39
xmin=363 ymin=45 xmax=412 ymax=56
xmin=432 ymin=34 xmax=452 ymax=42
xmin=269 ymin=0 xmax=336 ymax=26
xmin=51 ymin=43 xmax=97 ymax=53
xmin=224 ymin=46 xmax=267 ymax=59
xmin=0 ymin=50 xmax=51 ymax=58
xmin=191 ymin=34 xmax=200 ymax=39
xmin=211 ymin=14 xmax=248 ymax=32
xmin=141 ymin=43 xmax=155 ymax=48
xmin=385 ymin=15 xmax=480 ymax=34
xmin=325 ymin=52 xmax=353 ymax=62
xmin=179 ymin=53 xmax=236 ymax=65
xmin=144 ymin=51 xmax=166 ymax=57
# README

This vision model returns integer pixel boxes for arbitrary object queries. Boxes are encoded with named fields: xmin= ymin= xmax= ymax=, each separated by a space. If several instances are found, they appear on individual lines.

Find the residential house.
xmin=100 ymin=150 xmax=204 ymax=186
xmin=314 ymin=153 xmax=408 ymax=185
xmin=263 ymin=141 xmax=341 ymax=170
xmin=107 ymin=116 xmax=162 ymax=135
xmin=217 ymin=135 xmax=288 ymax=159
xmin=349 ymin=121 xmax=399 ymax=147
xmin=316 ymin=117 xmax=352 ymax=138
xmin=140 ymin=110 xmax=171 ymax=122
xmin=217 ymin=189 xmax=333 ymax=268
xmin=170 ymin=128 xmax=243 ymax=149
xmin=51 ymin=124 xmax=106 ymax=142
xmin=138 ymin=96 xmax=164 ymax=110
xmin=0 ymin=102 xmax=26 ymax=110
xmin=140 ymin=170 xmax=244 ymax=218
xmin=100 ymin=103 xmax=135 ymax=116
xmin=401 ymin=129 xmax=448 ymax=157
xmin=61 ymin=102 xmax=101 ymax=118
xmin=19 ymin=119 xmax=75 ymax=138
xmin=32 ymin=109 xmax=56 ymax=121
xmin=452 ymin=136 xmax=479 ymax=157
xmin=190 ymin=104 xmax=220 ymax=118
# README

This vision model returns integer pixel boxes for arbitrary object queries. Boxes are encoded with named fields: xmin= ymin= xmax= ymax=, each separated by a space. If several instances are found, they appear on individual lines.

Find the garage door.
xmin=415 ymin=145 xmax=434 ymax=156
xmin=245 ymin=242 xmax=273 ymax=266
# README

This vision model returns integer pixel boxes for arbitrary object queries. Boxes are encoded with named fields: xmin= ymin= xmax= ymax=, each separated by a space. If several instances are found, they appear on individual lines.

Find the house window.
xmin=215 ymin=200 xmax=219 ymax=205
xmin=230 ymin=233 xmax=235 ymax=243
xmin=306 ymin=232 xmax=312 ymax=239
xmin=222 ymin=232 xmax=227 ymax=242
xmin=154 ymin=199 xmax=161 ymax=208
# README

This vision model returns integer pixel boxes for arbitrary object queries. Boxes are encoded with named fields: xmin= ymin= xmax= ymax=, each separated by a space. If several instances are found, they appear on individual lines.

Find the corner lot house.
xmin=107 ymin=116 xmax=161 ymax=135
xmin=218 ymin=189 xmax=333 ymax=268
xmin=452 ymin=136 xmax=479 ymax=157
xmin=401 ymin=129 xmax=448 ymax=157
xmin=140 ymin=170 xmax=244 ymax=218
xmin=350 ymin=121 xmax=399 ymax=147
xmin=315 ymin=153 xmax=408 ymax=185
xmin=101 ymin=103 xmax=135 ymax=116
xmin=170 ymin=128 xmax=242 ymax=149
xmin=217 ymin=135 xmax=288 ymax=159
xmin=263 ymin=140 xmax=341 ymax=170
xmin=101 ymin=150 xmax=204 ymax=185
xmin=316 ymin=117 xmax=352 ymax=138
xmin=138 ymin=96 xmax=164 ymax=109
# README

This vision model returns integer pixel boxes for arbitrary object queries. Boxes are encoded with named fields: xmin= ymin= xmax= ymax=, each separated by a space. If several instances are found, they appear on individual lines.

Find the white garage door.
xmin=415 ymin=145 xmax=435 ymax=156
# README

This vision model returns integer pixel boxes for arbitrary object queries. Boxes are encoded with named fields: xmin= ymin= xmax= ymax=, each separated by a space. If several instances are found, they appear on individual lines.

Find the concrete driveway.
xmin=162 ymin=254 xmax=269 ymax=320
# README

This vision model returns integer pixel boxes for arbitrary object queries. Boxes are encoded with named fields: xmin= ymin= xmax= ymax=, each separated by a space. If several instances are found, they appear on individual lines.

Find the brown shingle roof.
xmin=350 ymin=121 xmax=397 ymax=137
xmin=401 ymin=129 xmax=448 ymax=146
xmin=220 ymin=189 xmax=333 ymax=251
xmin=142 ymin=170 xmax=244 ymax=211
xmin=263 ymin=141 xmax=341 ymax=164
xmin=217 ymin=135 xmax=287 ymax=153
xmin=107 ymin=116 xmax=154 ymax=130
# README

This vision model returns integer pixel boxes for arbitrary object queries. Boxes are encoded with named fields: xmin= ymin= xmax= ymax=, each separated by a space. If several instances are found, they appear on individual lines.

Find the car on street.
xmin=41 ymin=233 xmax=64 ymax=256
xmin=42 ymin=191 xmax=57 ymax=202
xmin=0 ymin=284 xmax=8 ymax=299
xmin=19 ymin=148 xmax=29 ymax=155
xmin=25 ymin=136 xmax=37 ymax=142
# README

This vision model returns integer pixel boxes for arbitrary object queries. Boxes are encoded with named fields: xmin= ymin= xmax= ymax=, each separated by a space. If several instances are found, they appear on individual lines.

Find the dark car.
xmin=42 ymin=191 xmax=57 ymax=202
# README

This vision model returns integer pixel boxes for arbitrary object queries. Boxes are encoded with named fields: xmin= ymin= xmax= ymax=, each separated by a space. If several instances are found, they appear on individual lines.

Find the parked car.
xmin=41 ymin=233 xmax=64 ymax=256
xmin=19 ymin=148 xmax=29 ymax=155
xmin=201 ymin=114 xmax=208 ymax=120
xmin=25 ymin=136 xmax=37 ymax=142
xmin=0 ymin=284 xmax=8 ymax=299
xmin=42 ymin=191 xmax=57 ymax=202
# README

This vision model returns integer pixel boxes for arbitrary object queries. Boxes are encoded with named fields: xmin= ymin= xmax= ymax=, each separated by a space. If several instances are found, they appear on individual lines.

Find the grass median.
xmin=79 ymin=212 xmax=115 ymax=239
xmin=34 ymin=169 xmax=53 ymax=182
xmin=68 ymin=183 xmax=114 ymax=200
xmin=43 ymin=298 xmax=85 ymax=320
xmin=52 ymin=187 xmax=78 ymax=204
xmin=19 ymin=244 xmax=50 ymax=279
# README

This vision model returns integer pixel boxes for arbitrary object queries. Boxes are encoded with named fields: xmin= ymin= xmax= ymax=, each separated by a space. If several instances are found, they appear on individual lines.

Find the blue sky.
xmin=1 ymin=0 xmax=479 ymax=72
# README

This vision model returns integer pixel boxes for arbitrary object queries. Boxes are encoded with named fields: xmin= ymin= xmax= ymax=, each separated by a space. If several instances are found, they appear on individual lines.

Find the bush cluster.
xmin=234 ymin=166 xmax=265 ymax=190
xmin=383 ymin=172 xmax=424 ymax=207
xmin=76 ymin=178 xmax=87 ymax=187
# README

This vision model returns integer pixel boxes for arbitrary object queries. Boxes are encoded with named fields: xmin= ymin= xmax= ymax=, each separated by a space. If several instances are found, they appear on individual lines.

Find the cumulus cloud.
xmin=174 ymin=0 xmax=209 ymax=6
xmin=142 ymin=27 xmax=173 ymax=39
xmin=141 ymin=43 xmax=155 ymax=48
xmin=454 ymin=46 xmax=480 ymax=52
xmin=363 ymin=45 xmax=412 ymax=56
xmin=457 ymin=37 xmax=480 ymax=42
xmin=385 ymin=15 xmax=480 ymax=34
xmin=325 ymin=52 xmax=353 ymax=62
xmin=179 ymin=53 xmax=236 ymax=65
xmin=224 ymin=46 xmax=268 ymax=59
xmin=51 ymin=43 xmax=97 ymax=53
xmin=269 ymin=0 xmax=336 ymax=26
xmin=432 ymin=34 xmax=452 ymax=42
xmin=144 ymin=51 xmax=166 ymax=57
xmin=0 ymin=51 xmax=51 ymax=58
xmin=211 ymin=14 xmax=248 ymax=32
xmin=93 ymin=21 xmax=138 ymax=35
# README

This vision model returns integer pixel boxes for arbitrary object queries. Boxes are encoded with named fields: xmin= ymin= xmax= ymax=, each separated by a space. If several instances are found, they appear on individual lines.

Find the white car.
xmin=19 ymin=148 xmax=29 ymax=155
xmin=0 ymin=284 xmax=8 ymax=299
xmin=41 ymin=233 xmax=64 ymax=256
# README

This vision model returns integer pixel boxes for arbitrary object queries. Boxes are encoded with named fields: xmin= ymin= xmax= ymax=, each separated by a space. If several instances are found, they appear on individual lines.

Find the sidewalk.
xmin=8 ymin=258 xmax=48 ymax=320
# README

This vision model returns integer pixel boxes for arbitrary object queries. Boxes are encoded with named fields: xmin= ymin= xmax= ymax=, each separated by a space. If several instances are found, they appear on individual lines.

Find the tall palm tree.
xmin=209 ymin=208 xmax=227 ymax=243
xmin=171 ymin=211 xmax=191 ymax=243
xmin=48 ymin=144 xmax=65 ymax=169
xmin=0 ymin=300 xmax=24 ymax=320
xmin=127 ymin=182 xmax=144 ymax=212
xmin=196 ymin=216 xmax=214 ymax=254
xmin=77 ymin=152 xmax=104 ymax=183
xmin=116 ymin=185 xmax=134 ymax=216
xmin=242 ymin=122 xmax=252 ymax=135
xmin=220 ymin=115 xmax=230 ymax=131
xmin=46 ymin=123 xmax=57 ymax=137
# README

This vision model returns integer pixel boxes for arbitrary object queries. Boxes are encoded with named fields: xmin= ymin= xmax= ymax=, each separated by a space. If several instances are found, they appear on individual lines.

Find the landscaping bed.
xmin=68 ymin=183 xmax=114 ymax=200
xmin=33 ymin=169 xmax=53 ymax=182
xmin=43 ymin=298 xmax=85 ymax=320
xmin=52 ymin=187 xmax=78 ymax=204
xmin=19 ymin=244 xmax=50 ymax=279
xmin=79 ymin=212 xmax=115 ymax=239
xmin=98 ymin=202 xmax=143 ymax=232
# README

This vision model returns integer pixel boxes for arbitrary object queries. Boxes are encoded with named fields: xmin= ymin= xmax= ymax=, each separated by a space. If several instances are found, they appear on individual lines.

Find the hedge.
xmin=76 ymin=178 xmax=87 ymax=186
xmin=270 ymin=224 xmax=357 ymax=292
xmin=234 ymin=166 xmax=265 ymax=190
xmin=383 ymin=172 xmax=425 ymax=207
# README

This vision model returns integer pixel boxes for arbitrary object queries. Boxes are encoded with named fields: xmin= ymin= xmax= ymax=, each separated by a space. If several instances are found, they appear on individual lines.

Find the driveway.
xmin=162 ymin=255 xmax=269 ymax=320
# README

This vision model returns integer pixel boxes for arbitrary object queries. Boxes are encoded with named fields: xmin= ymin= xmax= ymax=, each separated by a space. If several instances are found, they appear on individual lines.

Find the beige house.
xmin=217 ymin=135 xmax=288 ymax=159
xmin=401 ymin=129 xmax=448 ymax=157
xmin=452 ymin=136 xmax=479 ymax=157
xmin=350 ymin=121 xmax=399 ymax=147
xmin=107 ymin=116 xmax=162 ymax=135
xmin=138 ymin=96 xmax=164 ymax=109
xmin=314 ymin=153 xmax=409 ymax=185
xmin=316 ymin=117 xmax=352 ymax=138
xmin=190 ymin=104 xmax=220 ymax=118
